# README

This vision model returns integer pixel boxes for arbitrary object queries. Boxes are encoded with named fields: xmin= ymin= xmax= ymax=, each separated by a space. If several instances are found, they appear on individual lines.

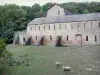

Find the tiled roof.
xmin=28 ymin=13 xmax=100 ymax=25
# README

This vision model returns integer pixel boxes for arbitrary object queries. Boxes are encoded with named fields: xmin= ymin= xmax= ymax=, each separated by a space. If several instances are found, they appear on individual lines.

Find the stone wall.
xmin=13 ymin=31 xmax=27 ymax=45
xmin=46 ymin=5 xmax=65 ymax=17
xmin=27 ymin=20 xmax=100 ymax=45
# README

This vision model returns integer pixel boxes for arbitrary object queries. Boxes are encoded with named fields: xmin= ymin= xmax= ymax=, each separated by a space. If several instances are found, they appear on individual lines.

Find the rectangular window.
xmin=36 ymin=36 xmax=37 ymax=40
xmin=49 ymin=25 xmax=50 ymax=30
xmin=44 ymin=26 xmax=45 ymax=30
xmin=67 ymin=35 xmax=68 ymax=41
xmin=95 ymin=36 xmax=97 ymax=41
xmin=91 ymin=22 xmax=92 ymax=28
xmin=30 ymin=27 xmax=32 ymax=31
xmin=58 ymin=10 xmax=60 ymax=15
xmin=39 ymin=26 xmax=40 ymax=30
xmin=78 ymin=23 xmax=80 ymax=28
xmin=54 ymin=25 xmax=55 ymax=30
xmin=99 ymin=22 xmax=100 ymax=28
xmin=65 ymin=25 xmax=67 ymax=29
xmin=35 ymin=26 xmax=36 ymax=30
xmin=84 ymin=23 xmax=86 ymax=28
xmin=71 ymin=24 xmax=73 ymax=29
xmin=59 ymin=24 xmax=61 ymax=29
xmin=86 ymin=36 xmax=88 ymax=41
xmin=50 ymin=35 xmax=52 ymax=41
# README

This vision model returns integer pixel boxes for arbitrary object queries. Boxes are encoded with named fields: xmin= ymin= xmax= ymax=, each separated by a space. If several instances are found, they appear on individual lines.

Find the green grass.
xmin=5 ymin=45 xmax=100 ymax=75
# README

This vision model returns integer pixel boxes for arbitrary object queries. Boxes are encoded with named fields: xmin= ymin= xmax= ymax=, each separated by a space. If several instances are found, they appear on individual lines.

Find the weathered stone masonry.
xmin=13 ymin=4 xmax=100 ymax=46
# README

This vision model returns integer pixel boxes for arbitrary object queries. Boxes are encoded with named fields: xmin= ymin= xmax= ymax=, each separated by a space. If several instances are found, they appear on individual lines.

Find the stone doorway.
xmin=75 ymin=34 xmax=82 ymax=45
xmin=15 ymin=36 xmax=19 ymax=44
xmin=39 ymin=36 xmax=45 ymax=46
xmin=55 ymin=36 xmax=63 ymax=47
xmin=25 ymin=36 xmax=32 ymax=45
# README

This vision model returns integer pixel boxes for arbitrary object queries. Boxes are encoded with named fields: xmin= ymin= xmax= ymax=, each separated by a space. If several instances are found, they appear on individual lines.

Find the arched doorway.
xmin=55 ymin=36 xmax=63 ymax=47
xmin=25 ymin=36 xmax=32 ymax=45
xmin=39 ymin=36 xmax=45 ymax=45
xmin=15 ymin=36 xmax=19 ymax=44
xmin=75 ymin=34 xmax=82 ymax=46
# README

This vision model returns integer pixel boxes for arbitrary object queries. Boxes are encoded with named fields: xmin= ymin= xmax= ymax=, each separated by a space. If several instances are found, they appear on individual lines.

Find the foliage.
xmin=0 ymin=2 xmax=100 ymax=43
xmin=0 ymin=38 xmax=13 ymax=74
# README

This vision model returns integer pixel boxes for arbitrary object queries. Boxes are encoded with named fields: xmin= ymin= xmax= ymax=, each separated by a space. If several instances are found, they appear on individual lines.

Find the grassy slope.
xmin=6 ymin=45 xmax=100 ymax=75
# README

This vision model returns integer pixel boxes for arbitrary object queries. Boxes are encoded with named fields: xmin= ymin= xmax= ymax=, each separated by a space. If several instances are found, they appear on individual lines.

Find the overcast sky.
xmin=0 ymin=0 xmax=100 ymax=6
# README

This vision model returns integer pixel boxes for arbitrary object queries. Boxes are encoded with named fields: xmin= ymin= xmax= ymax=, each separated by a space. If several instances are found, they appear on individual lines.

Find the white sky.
xmin=0 ymin=0 xmax=100 ymax=6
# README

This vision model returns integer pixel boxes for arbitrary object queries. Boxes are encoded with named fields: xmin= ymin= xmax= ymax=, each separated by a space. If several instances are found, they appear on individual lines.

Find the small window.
xmin=99 ymin=22 xmax=100 ymax=28
xmin=50 ymin=35 xmax=52 ymax=41
xmin=44 ymin=26 xmax=45 ymax=30
xmin=78 ymin=23 xmax=80 ymax=28
xmin=30 ymin=27 xmax=32 ymax=31
xmin=86 ymin=36 xmax=88 ymax=41
xmin=36 ymin=36 xmax=37 ymax=40
xmin=49 ymin=25 xmax=50 ymax=30
xmin=71 ymin=24 xmax=73 ymax=29
xmin=59 ymin=24 xmax=61 ymax=29
xmin=23 ymin=38 xmax=25 ymax=42
xmin=95 ymin=36 xmax=97 ymax=41
xmin=67 ymin=35 xmax=68 ymax=41
xmin=58 ymin=10 xmax=60 ymax=15
xmin=84 ymin=23 xmax=86 ymax=28
xmin=39 ymin=26 xmax=40 ymax=30
xmin=54 ymin=25 xmax=55 ymax=30
xmin=91 ymin=22 xmax=92 ymax=28
xmin=35 ymin=26 xmax=36 ymax=30
xmin=65 ymin=25 xmax=67 ymax=29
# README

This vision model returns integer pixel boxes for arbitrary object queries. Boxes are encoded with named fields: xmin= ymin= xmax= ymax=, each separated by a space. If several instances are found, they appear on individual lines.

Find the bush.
xmin=0 ymin=38 xmax=14 ymax=74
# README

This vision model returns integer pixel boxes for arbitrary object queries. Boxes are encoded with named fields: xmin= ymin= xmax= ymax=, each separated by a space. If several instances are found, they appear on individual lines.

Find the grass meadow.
xmin=4 ymin=45 xmax=100 ymax=75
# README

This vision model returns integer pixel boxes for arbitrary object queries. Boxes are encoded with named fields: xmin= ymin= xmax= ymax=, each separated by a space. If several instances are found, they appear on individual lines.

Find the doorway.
xmin=75 ymin=34 xmax=82 ymax=45
xmin=55 ymin=36 xmax=63 ymax=47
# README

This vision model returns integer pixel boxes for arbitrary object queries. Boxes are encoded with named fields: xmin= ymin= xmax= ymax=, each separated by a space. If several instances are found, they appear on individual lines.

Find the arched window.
xmin=95 ymin=36 xmax=97 ymax=41
xmin=86 ymin=36 xmax=88 ymax=41
xmin=67 ymin=35 xmax=68 ymax=41
xmin=50 ymin=35 xmax=52 ymax=41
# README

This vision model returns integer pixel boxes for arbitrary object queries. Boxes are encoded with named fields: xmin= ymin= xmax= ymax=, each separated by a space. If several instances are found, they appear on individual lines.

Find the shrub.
xmin=0 ymin=38 xmax=14 ymax=74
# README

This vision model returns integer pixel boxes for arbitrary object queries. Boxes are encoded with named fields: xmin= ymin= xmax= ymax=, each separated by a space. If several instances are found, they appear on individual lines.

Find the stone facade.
xmin=13 ymin=30 xmax=27 ymax=45
xmin=13 ymin=4 xmax=100 ymax=46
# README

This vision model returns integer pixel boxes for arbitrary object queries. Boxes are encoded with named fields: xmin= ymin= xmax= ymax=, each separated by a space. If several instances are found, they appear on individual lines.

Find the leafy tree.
xmin=0 ymin=4 xmax=27 ymax=43
xmin=82 ymin=9 xmax=89 ymax=14
xmin=0 ymin=38 xmax=13 ymax=74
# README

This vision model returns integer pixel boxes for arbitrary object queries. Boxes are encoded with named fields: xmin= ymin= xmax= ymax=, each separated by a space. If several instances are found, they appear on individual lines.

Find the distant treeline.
xmin=0 ymin=2 xmax=100 ymax=43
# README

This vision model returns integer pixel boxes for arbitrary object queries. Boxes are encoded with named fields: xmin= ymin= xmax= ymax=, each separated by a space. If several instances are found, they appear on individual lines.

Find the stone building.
xmin=13 ymin=30 xmax=27 ymax=45
xmin=13 ymin=4 xmax=100 ymax=46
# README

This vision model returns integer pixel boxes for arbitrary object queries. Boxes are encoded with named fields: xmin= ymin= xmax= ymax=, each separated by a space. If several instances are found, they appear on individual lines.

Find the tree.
xmin=0 ymin=38 xmax=13 ymax=74
xmin=82 ymin=9 xmax=89 ymax=14
xmin=0 ymin=4 xmax=27 ymax=43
